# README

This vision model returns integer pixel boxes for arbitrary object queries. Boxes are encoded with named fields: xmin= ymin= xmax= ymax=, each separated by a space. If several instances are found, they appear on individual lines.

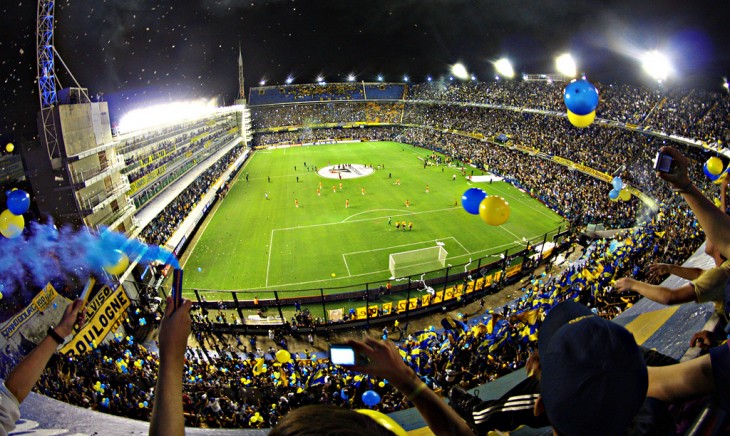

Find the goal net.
xmin=389 ymin=246 xmax=448 ymax=278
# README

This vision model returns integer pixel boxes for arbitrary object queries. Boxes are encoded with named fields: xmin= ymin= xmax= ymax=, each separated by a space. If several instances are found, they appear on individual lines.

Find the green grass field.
xmin=182 ymin=141 xmax=565 ymax=299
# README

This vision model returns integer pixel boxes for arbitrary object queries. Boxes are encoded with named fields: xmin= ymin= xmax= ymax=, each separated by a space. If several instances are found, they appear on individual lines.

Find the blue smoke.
xmin=0 ymin=220 xmax=179 ymax=293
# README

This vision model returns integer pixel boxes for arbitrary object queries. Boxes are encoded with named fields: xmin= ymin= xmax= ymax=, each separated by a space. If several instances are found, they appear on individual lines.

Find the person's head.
xmin=537 ymin=302 xmax=648 ymax=436
xmin=270 ymin=405 xmax=400 ymax=436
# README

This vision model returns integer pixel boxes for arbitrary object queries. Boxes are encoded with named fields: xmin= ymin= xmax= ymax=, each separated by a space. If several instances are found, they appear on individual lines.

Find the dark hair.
xmin=269 ymin=405 xmax=396 ymax=436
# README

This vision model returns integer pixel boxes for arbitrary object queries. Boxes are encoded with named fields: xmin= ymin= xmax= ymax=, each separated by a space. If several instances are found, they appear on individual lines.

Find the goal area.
xmin=389 ymin=245 xmax=448 ymax=278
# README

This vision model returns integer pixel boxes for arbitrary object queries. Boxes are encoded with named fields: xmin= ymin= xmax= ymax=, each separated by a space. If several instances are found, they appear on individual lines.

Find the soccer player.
xmin=401 ymin=220 xmax=407 ymax=230
xmin=265 ymin=193 xmax=269 ymax=200
xmin=332 ymin=185 xmax=336 ymax=193
xmin=426 ymin=185 xmax=430 ymax=193
xmin=346 ymin=199 xmax=350 ymax=208
xmin=395 ymin=221 xmax=400 ymax=230
xmin=409 ymin=222 xmax=413 ymax=231
xmin=339 ymin=182 xmax=343 ymax=190
xmin=405 ymin=199 xmax=410 ymax=208
xmin=388 ymin=217 xmax=392 ymax=226
xmin=295 ymin=199 xmax=299 ymax=208
xmin=361 ymin=187 xmax=365 ymax=195
xmin=452 ymin=174 xmax=456 ymax=181
xmin=317 ymin=188 xmax=320 ymax=196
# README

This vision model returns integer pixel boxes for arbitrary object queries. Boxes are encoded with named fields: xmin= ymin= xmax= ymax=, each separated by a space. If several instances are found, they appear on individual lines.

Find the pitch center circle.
xmin=318 ymin=164 xmax=375 ymax=179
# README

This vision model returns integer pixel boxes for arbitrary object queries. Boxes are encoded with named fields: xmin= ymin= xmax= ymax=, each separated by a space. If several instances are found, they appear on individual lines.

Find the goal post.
xmin=389 ymin=245 xmax=448 ymax=278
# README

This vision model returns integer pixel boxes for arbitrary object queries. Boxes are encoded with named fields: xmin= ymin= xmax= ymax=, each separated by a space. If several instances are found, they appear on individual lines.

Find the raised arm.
xmin=149 ymin=297 xmax=192 ymax=436
xmin=658 ymin=146 xmax=730 ymax=259
xmin=5 ymin=299 xmax=86 ymax=403
xmin=614 ymin=278 xmax=696 ymax=305
xmin=348 ymin=337 xmax=474 ymax=436
xmin=648 ymin=263 xmax=704 ymax=281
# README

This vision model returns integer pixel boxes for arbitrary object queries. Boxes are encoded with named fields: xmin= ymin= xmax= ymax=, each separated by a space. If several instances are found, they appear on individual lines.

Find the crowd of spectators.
xmin=139 ymin=146 xmax=246 ymax=247
xmin=124 ymin=121 xmax=236 ymax=184
xmin=2 ymin=80 xmax=727 ymax=430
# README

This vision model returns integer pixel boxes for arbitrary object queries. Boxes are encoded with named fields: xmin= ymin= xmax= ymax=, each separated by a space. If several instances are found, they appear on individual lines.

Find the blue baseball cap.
xmin=538 ymin=302 xmax=648 ymax=436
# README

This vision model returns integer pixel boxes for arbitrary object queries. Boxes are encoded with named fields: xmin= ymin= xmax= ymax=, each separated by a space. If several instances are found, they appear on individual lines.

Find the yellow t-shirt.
xmin=692 ymin=259 xmax=730 ymax=318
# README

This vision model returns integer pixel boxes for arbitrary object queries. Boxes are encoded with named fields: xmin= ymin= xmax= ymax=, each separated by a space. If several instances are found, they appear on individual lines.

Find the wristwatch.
xmin=47 ymin=326 xmax=65 ymax=345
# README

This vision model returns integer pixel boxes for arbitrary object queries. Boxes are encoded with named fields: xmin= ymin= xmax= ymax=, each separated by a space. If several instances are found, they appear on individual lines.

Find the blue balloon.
xmin=362 ymin=390 xmax=381 ymax=406
xmin=609 ymin=189 xmax=620 ymax=200
xmin=461 ymin=188 xmax=487 ymax=215
xmin=703 ymin=163 xmax=720 ymax=181
xmin=563 ymin=80 xmax=599 ymax=115
xmin=6 ymin=190 xmax=30 ymax=215
xmin=340 ymin=388 xmax=348 ymax=400
xmin=611 ymin=177 xmax=623 ymax=190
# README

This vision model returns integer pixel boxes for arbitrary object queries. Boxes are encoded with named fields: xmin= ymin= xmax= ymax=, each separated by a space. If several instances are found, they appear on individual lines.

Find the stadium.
xmin=0 ymin=1 xmax=729 ymax=435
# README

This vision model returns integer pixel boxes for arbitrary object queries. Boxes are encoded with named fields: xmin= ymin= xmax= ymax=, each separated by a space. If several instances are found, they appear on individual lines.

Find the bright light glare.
xmin=642 ymin=50 xmax=671 ymax=81
xmin=494 ymin=58 xmax=514 ymax=78
xmin=118 ymin=99 xmax=219 ymax=134
xmin=285 ymin=76 xmax=294 ymax=84
xmin=555 ymin=53 xmax=576 ymax=77
xmin=347 ymin=74 xmax=356 ymax=82
xmin=377 ymin=75 xmax=384 ymax=82
xmin=316 ymin=75 xmax=324 ymax=83
xmin=259 ymin=79 xmax=266 ymax=86
xmin=451 ymin=63 xmax=469 ymax=80
xmin=403 ymin=75 xmax=409 ymax=82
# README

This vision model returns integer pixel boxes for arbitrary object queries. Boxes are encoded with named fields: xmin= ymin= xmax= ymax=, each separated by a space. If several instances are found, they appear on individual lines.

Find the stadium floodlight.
xmin=723 ymin=77 xmax=729 ymax=93
xmin=316 ymin=75 xmax=324 ymax=83
xmin=494 ymin=58 xmax=514 ymax=78
xmin=471 ymin=75 xmax=477 ymax=81
xmin=451 ymin=63 xmax=469 ymax=80
xmin=285 ymin=76 xmax=294 ymax=84
xmin=427 ymin=76 xmax=432 ymax=82
xmin=347 ymin=73 xmax=356 ymax=82
xmin=259 ymin=79 xmax=266 ymax=86
xmin=117 ymin=98 xmax=218 ymax=134
xmin=555 ymin=53 xmax=577 ymax=78
xmin=377 ymin=75 xmax=384 ymax=82
xmin=403 ymin=75 xmax=409 ymax=82
xmin=641 ymin=50 xmax=671 ymax=82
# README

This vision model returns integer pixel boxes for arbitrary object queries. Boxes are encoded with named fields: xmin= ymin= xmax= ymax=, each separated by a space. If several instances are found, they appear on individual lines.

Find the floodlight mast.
xmin=36 ymin=0 xmax=89 ymax=166
xmin=36 ymin=0 xmax=60 ymax=162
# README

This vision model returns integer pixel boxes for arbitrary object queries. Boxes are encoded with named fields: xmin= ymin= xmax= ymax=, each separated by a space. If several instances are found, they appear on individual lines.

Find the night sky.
xmin=1 ymin=0 xmax=728 ymax=141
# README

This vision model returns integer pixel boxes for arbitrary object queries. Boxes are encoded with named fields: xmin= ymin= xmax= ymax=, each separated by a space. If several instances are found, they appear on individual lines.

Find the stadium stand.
xmin=2 ymin=79 xmax=729 ymax=433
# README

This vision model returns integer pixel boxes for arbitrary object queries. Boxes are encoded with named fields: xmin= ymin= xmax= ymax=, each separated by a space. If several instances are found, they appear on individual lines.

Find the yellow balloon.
xmin=356 ymin=409 xmax=408 ymax=436
xmin=706 ymin=157 xmax=724 ymax=176
xmin=619 ymin=190 xmax=631 ymax=201
xmin=275 ymin=349 xmax=291 ymax=363
xmin=478 ymin=196 xmax=510 ymax=226
xmin=104 ymin=249 xmax=129 ymax=275
xmin=0 ymin=209 xmax=24 ymax=238
xmin=567 ymin=109 xmax=596 ymax=128
xmin=5 ymin=143 xmax=14 ymax=153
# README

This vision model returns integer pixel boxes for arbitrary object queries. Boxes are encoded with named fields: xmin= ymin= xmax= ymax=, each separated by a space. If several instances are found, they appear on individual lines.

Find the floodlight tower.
xmin=36 ymin=0 xmax=60 ymax=163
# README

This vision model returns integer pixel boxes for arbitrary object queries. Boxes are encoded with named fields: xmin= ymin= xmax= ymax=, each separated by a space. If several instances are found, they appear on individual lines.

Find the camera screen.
xmin=654 ymin=153 xmax=673 ymax=173
xmin=330 ymin=346 xmax=355 ymax=365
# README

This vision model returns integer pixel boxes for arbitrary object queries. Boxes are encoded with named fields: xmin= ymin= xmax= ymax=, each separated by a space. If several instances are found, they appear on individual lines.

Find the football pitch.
xmin=182 ymin=141 xmax=565 ymax=299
